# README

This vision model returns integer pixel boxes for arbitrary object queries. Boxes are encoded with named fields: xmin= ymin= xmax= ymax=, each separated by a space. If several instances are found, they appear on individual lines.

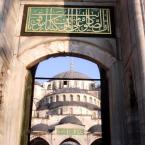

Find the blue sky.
xmin=35 ymin=56 xmax=100 ymax=82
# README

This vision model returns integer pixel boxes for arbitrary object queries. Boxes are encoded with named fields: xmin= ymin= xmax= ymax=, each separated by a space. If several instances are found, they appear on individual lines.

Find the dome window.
xmin=63 ymin=81 xmax=67 ymax=85
xmin=92 ymin=112 xmax=97 ymax=119
xmin=45 ymin=112 xmax=49 ymax=119
xmin=36 ymin=112 xmax=39 ymax=118
xmin=63 ymin=95 xmax=66 ymax=101
xmin=84 ymin=96 xmax=87 ymax=102
xmin=47 ymin=84 xmax=51 ymax=90
xmin=50 ymin=97 xmax=53 ymax=103
xmin=56 ymin=95 xmax=59 ymax=101
xmin=94 ymin=99 xmax=96 ymax=104
xmin=89 ymin=97 xmax=92 ymax=103
xmin=77 ymin=95 xmax=80 ymax=102
xmin=70 ymin=95 xmax=73 ymax=101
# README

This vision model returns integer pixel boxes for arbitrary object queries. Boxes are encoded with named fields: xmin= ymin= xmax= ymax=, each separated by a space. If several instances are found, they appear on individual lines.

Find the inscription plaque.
xmin=22 ymin=6 xmax=114 ymax=36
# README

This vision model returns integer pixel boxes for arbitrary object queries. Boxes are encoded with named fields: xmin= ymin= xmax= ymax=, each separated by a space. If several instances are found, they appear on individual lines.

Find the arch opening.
xmin=60 ymin=138 xmax=81 ymax=145
xmin=19 ymin=39 xmax=116 ymax=70
xmin=90 ymin=138 xmax=102 ymax=145
xmin=26 ymin=55 xmax=110 ymax=145
xmin=17 ymin=37 xmax=114 ymax=145
xmin=29 ymin=137 xmax=50 ymax=145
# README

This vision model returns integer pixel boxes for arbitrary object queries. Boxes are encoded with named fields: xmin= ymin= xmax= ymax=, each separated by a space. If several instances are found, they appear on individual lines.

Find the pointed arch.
xmin=60 ymin=138 xmax=81 ymax=145
xmin=18 ymin=40 xmax=116 ymax=69
xmin=30 ymin=137 xmax=50 ymax=145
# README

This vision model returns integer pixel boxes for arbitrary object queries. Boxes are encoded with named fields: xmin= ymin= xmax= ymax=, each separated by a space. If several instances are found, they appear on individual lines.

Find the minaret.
xmin=70 ymin=57 xmax=74 ymax=71
xmin=69 ymin=57 xmax=75 ymax=88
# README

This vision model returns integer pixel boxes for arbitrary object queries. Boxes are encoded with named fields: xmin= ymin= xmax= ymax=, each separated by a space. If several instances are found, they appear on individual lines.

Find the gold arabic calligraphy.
xmin=25 ymin=7 xmax=112 ymax=34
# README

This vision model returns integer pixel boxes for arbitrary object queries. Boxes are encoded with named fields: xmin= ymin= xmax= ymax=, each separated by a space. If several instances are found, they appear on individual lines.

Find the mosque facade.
xmin=31 ymin=70 xmax=101 ymax=145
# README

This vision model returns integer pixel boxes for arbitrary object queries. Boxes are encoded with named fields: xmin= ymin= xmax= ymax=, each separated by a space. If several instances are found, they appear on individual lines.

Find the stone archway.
xmin=2 ymin=39 xmax=125 ymax=145
xmin=18 ymin=39 xmax=116 ymax=69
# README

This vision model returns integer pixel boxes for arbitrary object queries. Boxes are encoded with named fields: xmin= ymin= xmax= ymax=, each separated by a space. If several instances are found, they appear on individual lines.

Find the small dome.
xmin=53 ymin=70 xmax=91 ymax=79
xmin=59 ymin=116 xmax=83 ymax=125
xmin=31 ymin=123 xmax=49 ymax=132
xmin=88 ymin=125 xmax=102 ymax=133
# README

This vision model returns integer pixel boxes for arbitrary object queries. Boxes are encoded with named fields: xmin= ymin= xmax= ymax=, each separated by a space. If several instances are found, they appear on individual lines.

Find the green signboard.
xmin=56 ymin=128 xmax=84 ymax=135
xmin=22 ymin=6 xmax=114 ymax=36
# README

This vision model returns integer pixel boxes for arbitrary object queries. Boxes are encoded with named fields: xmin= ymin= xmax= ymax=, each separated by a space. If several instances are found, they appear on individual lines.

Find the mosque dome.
xmin=59 ymin=116 xmax=83 ymax=125
xmin=31 ymin=123 xmax=49 ymax=132
xmin=53 ymin=70 xmax=91 ymax=79
xmin=88 ymin=125 xmax=102 ymax=133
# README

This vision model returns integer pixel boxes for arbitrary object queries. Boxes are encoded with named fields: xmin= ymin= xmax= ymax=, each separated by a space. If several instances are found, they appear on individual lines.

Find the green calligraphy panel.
xmin=22 ymin=6 xmax=114 ymax=36
xmin=56 ymin=128 xmax=84 ymax=135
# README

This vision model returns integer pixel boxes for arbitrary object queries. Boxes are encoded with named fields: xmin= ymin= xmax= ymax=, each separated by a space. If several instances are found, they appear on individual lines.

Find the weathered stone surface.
xmin=0 ymin=0 xmax=145 ymax=145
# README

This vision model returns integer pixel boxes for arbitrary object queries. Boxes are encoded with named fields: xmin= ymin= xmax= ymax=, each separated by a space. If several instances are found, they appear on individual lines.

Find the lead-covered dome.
xmin=59 ymin=116 xmax=83 ymax=125
xmin=53 ymin=70 xmax=91 ymax=79
xmin=88 ymin=125 xmax=102 ymax=133
xmin=31 ymin=123 xmax=49 ymax=132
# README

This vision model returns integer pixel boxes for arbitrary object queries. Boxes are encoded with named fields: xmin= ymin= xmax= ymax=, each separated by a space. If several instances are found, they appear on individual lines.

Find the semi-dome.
xmin=88 ymin=125 xmax=102 ymax=133
xmin=59 ymin=116 xmax=83 ymax=125
xmin=53 ymin=70 xmax=91 ymax=79
xmin=31 ymin=123 xmax=49 ymax=132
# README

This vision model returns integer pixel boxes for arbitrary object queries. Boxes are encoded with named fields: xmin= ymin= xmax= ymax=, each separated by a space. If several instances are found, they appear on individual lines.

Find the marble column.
xmin=108 ymin=61 xmax=126 ymax=145
xmin=131 ymin=1 xmax=145 ymax=145
xmin=2 ymin=58 xmax=29 ymax=145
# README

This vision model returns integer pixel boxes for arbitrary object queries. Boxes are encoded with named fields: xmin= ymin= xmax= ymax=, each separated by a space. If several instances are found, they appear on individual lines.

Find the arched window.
xmin=70 ymin=94 xmax=73 ymax=101
xmin=92 ymin=112 xmax=96 ymax=119
xmin=47 ymin=84 xmax=51 ymax=90
xmin=77 ymin=95 xmax=80 ymax=102
xmin=56 ymin=95 xmax=59 ymax=101
xmin=50 ymin=96 xmax=53 ymax=103
xmin=98 ymin=111 xmax=101 ymax=119
xmin=94 ymin=99 xmax=96 ymax=104
xmin=84 ymin=95 xmax=87 ymax=102
xmin=59 ymin=81 xmax=61 ymax=89
xmin=63 ymin=95 xmax=66 ymax=101
xmin=45 ymin=112 xmax=49 ymax=119
xmin=89 ymin=97 xmax=92 ymax=103
xmin=52 ymin=82 xmax=56 ymax=90
xmin=63 ymin=81 xmax=67 ymax=86
xmin=36 ymin=112 xmax=39 ymax=118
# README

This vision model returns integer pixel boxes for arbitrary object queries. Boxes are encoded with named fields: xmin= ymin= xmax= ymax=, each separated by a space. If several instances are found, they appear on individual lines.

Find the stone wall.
xmin=0 ymin=0 xmax=20 ymax=144
xmin=118 ymin=0 xmax=145 ymax=145
xmin=0 ymin=0 xmax=145 ymax=145
xmin=0 ymin=0 xmax=19 ymax=106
